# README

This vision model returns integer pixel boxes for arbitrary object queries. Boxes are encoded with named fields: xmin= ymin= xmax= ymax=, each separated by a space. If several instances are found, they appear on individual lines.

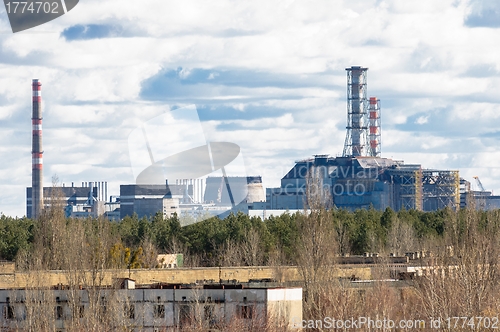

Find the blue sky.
xmin=0 ymin=0 xmax=500 ymax=216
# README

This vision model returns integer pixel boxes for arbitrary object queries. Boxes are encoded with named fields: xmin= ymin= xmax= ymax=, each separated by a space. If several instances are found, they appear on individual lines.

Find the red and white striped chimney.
xmin=32 ymin=79 xmax=43 ymax=219
xmin=369 ymin=97 xmax=381 ymax=157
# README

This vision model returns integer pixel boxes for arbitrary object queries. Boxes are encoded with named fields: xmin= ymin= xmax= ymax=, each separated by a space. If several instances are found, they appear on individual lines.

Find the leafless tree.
xmin=415 ymin=208 xmax=500 ymax=330
xmin=388 ymin=216 xmax=417 ymax=256
xmin=241 ymin=228 xmax=264 ymax=266
xmin=295 ymin=167 xmax=338 ymax=318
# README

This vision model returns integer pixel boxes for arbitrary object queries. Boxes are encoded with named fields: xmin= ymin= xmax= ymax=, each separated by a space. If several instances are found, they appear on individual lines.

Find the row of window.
xmin=3 ymin=304 xmax=254 ymax=322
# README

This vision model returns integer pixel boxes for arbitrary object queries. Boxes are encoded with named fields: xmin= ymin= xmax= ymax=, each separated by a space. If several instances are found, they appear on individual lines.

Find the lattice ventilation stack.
xmin=342 ymin=66 xmax=370 ymax=157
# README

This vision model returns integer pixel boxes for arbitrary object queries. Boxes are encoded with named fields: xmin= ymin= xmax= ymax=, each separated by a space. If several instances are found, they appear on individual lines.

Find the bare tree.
xmin=295 ymin=167 xmax=338 ymax=318
xmin=388 ymin=216 xmax=417 ymax=256
xmin=416 ymin=208 xmax=500 ymax=330
xmin=141 ymin=237 xmax=159 ymax=268
xmin=241 ymin=228 xmax=264 ymax=266
xmin=217 ymin=239 xmax=244 ymax=267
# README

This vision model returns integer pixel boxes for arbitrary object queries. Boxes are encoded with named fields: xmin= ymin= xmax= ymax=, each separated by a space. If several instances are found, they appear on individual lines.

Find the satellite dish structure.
xmin=128 ymin=105 xmax=247 ymax=222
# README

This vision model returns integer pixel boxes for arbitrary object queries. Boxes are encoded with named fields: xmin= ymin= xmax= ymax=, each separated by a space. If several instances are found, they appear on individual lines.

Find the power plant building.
xmin=204 ymin=176 xmax=265 ymax=205
xmin=264 ymin=66 xmax=460 ymax=212
xmin=119 ymin=184 xmax=183 ymax=219
xmin=265 ymin=155 xmax=460 ymax=212
xmin=26 ymin=182 xmax=115 ymax=219
xmin=119 ymin=177 xmax=265 ymax=219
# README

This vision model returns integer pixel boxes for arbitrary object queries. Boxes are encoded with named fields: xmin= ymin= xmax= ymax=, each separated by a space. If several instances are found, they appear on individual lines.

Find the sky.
xmin=0 ymin=0 xmax=500 ymax=217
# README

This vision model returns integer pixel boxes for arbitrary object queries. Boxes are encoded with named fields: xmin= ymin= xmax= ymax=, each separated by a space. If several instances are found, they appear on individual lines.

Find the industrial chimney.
xmin=31 ymin=79 xmax=43 ymax=219
xmin=368 ymin=97 xmax=381 ymax=157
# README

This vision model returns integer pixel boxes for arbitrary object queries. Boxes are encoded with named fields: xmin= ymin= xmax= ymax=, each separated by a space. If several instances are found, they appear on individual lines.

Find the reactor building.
xmin=264 ymin=66 xmax=460 ymax=212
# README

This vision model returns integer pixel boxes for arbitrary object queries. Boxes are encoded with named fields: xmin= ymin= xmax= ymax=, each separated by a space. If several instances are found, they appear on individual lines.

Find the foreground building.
xmin=0 ymin=285 xmax=302 ymax=331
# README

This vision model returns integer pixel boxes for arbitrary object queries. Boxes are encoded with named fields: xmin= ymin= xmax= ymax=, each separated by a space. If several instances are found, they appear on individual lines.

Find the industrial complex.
xmin=26 ymin=68 xmax=500 ymax=220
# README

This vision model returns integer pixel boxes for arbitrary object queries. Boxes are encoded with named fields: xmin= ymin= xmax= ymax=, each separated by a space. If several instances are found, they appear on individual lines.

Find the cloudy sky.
xmin=0 ymin=0 xmax=499 ymax=217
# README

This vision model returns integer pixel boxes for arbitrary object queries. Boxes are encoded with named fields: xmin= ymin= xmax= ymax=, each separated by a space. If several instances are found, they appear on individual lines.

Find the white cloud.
xmin=415 ymin=115 xmax=429 ymax=125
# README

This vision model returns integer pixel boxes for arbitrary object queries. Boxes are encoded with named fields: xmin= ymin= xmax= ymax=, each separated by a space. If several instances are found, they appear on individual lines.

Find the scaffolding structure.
xmin=385 ymin=168 xmax=423 ymax=211
xmin=343 ymin=66 xmax=370 ymax=157
xmin=422 ymin=170 xmax=460 ymax=211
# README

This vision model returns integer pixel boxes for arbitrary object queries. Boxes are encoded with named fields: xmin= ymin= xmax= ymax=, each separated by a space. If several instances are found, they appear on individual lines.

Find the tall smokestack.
xmin=32 ymin=79 xmax=43 ymax=219
xmin=368 ymin=97 xmax=381 ymax=157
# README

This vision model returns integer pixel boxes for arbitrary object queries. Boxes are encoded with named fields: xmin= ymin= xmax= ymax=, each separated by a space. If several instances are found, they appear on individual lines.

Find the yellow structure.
xmin=0 ymin=264 xmax=373 ymax=289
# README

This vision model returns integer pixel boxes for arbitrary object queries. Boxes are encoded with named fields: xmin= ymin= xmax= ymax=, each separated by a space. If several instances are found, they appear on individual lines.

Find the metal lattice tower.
xmin=343 ymin=66 xmax=369 ymax=157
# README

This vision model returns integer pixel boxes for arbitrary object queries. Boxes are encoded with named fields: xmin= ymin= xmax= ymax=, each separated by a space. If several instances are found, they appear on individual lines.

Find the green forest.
xmin=0 ymin=206 xmax=493 ymax=268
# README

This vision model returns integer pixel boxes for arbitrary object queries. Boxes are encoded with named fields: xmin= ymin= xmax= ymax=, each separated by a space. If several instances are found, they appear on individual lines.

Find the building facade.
xmin=0 ymin=286 xmax=302 ymax=331
xmin=265 ymin=155 xmax=460 ymax=212
xmin=26 ymin=182 xmax=109 ymax=219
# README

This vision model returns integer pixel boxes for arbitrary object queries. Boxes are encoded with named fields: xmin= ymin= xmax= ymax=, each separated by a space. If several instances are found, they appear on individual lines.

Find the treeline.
xmin=0 ymin=206 xmax=483 ymax=267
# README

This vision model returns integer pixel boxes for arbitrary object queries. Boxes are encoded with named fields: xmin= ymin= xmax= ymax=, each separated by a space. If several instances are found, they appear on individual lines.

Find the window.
xmin=100 ymin=297 xmax=107 ymax=315
xmin=179 ymin=305 xmax=191 ymax=325
xmin=98 ymin=297 xmax=107 ymax=323
xmin=204 ymin=305 xmax=214 ymax=321
xmin=239 ymin=305 xmax=254 ymax=319
xmin=3 ymin=305 xmax=14 ymax=320
xmin=204 ymin=304 xmax=218 ymax=328
xmin=124 ymin=304 xmax=135 ymax=319
xmin=74 ymin=305 xmax=84 ymax=319
xmin=154 ymin=304 xmax=165 ymax=318
xmin=55 ymin=305 xmax=63 ymax=320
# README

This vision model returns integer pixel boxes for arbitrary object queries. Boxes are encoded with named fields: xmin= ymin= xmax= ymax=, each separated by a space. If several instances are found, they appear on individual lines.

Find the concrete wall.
xmin=267 ymin=288 xmax=302 ymax=330
xmin=0 ymin=265 xmax=373 ymax=289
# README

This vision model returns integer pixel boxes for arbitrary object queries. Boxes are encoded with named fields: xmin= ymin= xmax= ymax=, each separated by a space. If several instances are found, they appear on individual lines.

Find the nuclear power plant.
xmin=25 ymin=68 xmax=500 ymax=220
xmin=263 ymin=66 xmax=499 ymax=212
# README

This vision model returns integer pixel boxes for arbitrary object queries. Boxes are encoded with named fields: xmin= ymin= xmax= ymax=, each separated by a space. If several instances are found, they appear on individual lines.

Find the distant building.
xmin=204 ymin=176 xmax=265 ymax=205
xmin=119 ymin=183 xmax=183 ymax=219
xmin=119 ymin=177 xmax=265 ymax=220
xmin=26 ymin=182 xmax=111 ymax=219
xmin=156 ymin=254 xmax=184 ymax=268
xmin=264 ymin=155 xmax=460 ymax=212
xmin=459 ymin=178 xmax=500 ymax=210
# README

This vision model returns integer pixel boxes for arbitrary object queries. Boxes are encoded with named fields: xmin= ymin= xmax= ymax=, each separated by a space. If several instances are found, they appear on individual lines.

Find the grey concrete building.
xmin=119 ymin=183 xmax=184 ymax=219
xmin=265 ymin=155 xmax=460 ymax=212
xmin=0 ymin=285 xmax=302 ymax=331
xmin=26 ymin=182 xmax=109 ymax=219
